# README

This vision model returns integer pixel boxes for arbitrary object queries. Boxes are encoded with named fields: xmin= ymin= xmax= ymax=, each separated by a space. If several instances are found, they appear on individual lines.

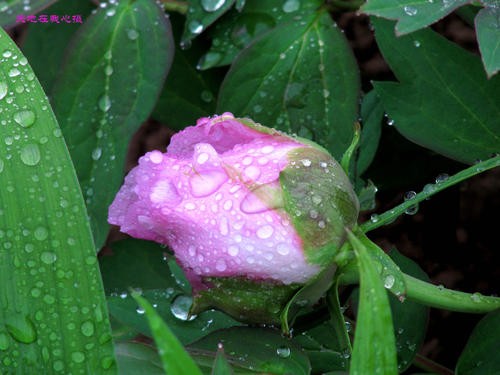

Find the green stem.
xmin=361 ymin=155 xmax=500 ymax=233
xmin=341 ymin=122 xmax=361 ymax=176
xmin=159 ymin=0 xmax=189 ymax=14
xmin=405 ymin=274 xmax=500 ymax=314
xmin=338 ymin=267 xmax=500 ymax=314
xmin=327 ymin=283 xmax=352 ymax=361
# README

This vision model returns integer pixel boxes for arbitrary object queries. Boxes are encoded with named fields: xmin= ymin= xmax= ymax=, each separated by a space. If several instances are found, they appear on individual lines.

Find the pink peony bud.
xmin=108 ymin=113 xmax=358 ymax=323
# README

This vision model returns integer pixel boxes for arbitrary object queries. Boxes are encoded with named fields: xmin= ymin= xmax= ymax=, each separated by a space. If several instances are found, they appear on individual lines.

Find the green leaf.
xmin=347 ymin=232 xmax=398 ymax=375
xmin=108 ymin=289 xmax=241 ymax=345
xmin=115 ymin=342 xmax=165 ymax=375
xmin=133 ymin=293 xmax=203 ymax=375
xmin=211 ymin=344 xmax=234 ymax=375
xmin=0 ymin=0 xmax=55 ymax=27
xmin=100 ymin=239 xmax=177 ymax=294
xmin=357 ymin=90 xmax=383 ymax=175
xmin=475 ymin=7 xmax=500 ymax=78
xmin=217 ymin=9 xmax=360 ymax=160
xmin=456 ymin=308 xmax=500 ymax=375
xmin=0 ymin=28 xmax=115 ymax=374
xmin=181 ymin=0 xmax=236 ymax=44
xmin=152 ymin=13 xmax=217 ymax=130
xmin=361 ymin=0 xmax=469 ymax=35
xmin=21 ymin=0 xmax=95 ymax=93
xmin=198 ymin=0 xmax=323 ymax=70
xmin=101 ymin=239 xmax=241 ymax=344
xmin=388 ymin=249 xmax=429 ymax=373
xmin=188 ymin=327 xmax=311 ymax=375
xmin=372 ymin=17 xmax=500 ymax=164
xmin=51 ymin=0 xmax=174 ymax=249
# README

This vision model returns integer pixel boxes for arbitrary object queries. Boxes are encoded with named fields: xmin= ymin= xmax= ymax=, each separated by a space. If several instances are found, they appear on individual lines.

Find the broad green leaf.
xmin=99 ymin=238 xmax=177 ymax=294
xmin=101 ymin=239 xmax=241 ymax=344
xmin=188 ymin=327 xmax=311 ymax=375
xmin=152 ymin=13 xmax=217 ymax=130
xmin=110 ymin=314 xmax=139 ymax=342
xmin=51 ymin=0 xmax=174 ymax=249
xmin=181 ymin=0 xmax=236 ymax=44
xmin=456 ymin=309 xmax=500 ymax=375
xmin=217 ymin=9 xmax=360 ymax=160
xmin=388 ymin=249 xmax=429 ymax=373
xmin=115 ymin=342 xmax=165 ymax=375
xmin=0 ymin=28 xmax=115 ymax=374
xmin=347 ymin=232 xmax=398 ymax=375
xmin=355 ymin=179 xmax=377 ymax=211
xmin=21 ymin=0 xmax=95 ymax=93
xmin=0 ymin=0 xmax=54 ymax=27
xmin=198 ymin=0 xmax=323 ymax=70
xmin=211 ymin=345 xmax=234 ymax=375
xmin=357 ymin=90 xmax=383 ymax=175
xmin=133 ymin=293 xmax=203 ymax=375
xmin=108 ymin=290 xmax=241 ymax=345
xmin=372 ymin=17 xmax=500 ymax=164
xmin=361 ymin=0 xmax=469 ymax=35
xmin=475 ymin=7 xmax=500 ymax=78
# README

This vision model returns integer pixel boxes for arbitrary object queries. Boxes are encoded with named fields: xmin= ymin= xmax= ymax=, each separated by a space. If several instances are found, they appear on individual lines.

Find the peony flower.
xmin=108 ymin=113 xmax=359 ymax=323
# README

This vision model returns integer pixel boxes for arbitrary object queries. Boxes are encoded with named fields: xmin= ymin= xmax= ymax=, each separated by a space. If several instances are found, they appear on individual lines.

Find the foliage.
xmin=0 ymin=0 xmax=499 ymax=374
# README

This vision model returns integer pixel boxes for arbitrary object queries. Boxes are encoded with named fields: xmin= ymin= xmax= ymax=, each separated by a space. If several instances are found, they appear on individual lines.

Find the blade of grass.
xmin=0 ymin=28 xmax=115 ymax=374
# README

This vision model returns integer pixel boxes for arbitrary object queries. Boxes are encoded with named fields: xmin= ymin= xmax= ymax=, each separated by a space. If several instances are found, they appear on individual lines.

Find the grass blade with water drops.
xmin=51 ymin=0 xmax=174 ymax=249
xmin=0 ymin=28 xmax=116 ymax=374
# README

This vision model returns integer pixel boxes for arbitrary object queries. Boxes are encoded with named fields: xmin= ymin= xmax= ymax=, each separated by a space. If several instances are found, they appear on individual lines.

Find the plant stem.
xmin=413 ymin=353 xmax=454 ymax=375
xmin=341 ymin=122 xmax=361 ymax=176
xmin=405 ymin=274 xmax=500 ymax=314
xmin=361 ymin=155 xmax=500 ymax=233
xmin=327 ymin=283 xmax=352 ymax=360
xmin=338 ymin=267 xmax=500 ymax=314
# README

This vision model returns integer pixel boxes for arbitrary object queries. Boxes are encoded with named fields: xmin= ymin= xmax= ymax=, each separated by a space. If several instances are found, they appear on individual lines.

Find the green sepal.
xmin=279 ymin=147 xmax=359 ymax=266
xmin=191 ymin=277 xmax=300 ymax=324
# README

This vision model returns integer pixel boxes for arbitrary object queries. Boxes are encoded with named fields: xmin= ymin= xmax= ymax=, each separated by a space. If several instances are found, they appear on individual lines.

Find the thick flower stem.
xmin=338 ymin=268 xmax=500 ymax=314
xmin=404 ymin=274 xmax=500 ymax=314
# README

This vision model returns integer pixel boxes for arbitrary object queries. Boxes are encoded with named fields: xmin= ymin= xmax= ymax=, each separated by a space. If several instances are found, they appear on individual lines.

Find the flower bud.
xmin=108 ymin=113 xmax=359 ymax=323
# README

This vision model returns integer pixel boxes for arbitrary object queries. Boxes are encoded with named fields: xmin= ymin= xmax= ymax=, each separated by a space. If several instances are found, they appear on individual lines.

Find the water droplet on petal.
xmin=8 ymin=68 xmax=20 ymax=77
xmin=81 ymin=321 xmax=95 ymax=337
xmin=257 ymin=225 xmax=274 ymax=239
xmin=403 ymin=5 xmax=417 ymax=16
xmin=384 ymin=274 xmax=395 ymax=289
xmin=92 ymin=147 xmax=102 ymax=161
xmin=5 ymin=315 xmax=37 ymax=344
xmin=216 ymin=259 xmax=227 ymax=271
xmin=189 ymin=170 xmax=228 ymax=197
xmin=40 ymin=252 xmax=57 ymax=264
xmin=435 ymin=173 xmax=449 ymax=183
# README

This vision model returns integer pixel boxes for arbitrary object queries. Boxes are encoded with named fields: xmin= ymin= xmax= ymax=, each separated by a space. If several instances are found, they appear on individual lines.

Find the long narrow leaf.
xmin=348 ymin=231 xmax=398 ymax=375
xmin=132 ymin=293 xmax=203 ymax=375
xmin=0 ymin=28 xmax=115 ymax=374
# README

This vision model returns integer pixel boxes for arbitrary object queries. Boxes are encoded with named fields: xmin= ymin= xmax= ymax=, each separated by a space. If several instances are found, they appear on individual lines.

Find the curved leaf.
xmin=372 ymin=17 xmax=500 ymax=164
xmin=218 ymin=9 xmax=360 ymax=160
xmin=0 ymin=28 xmax=115 ymax=374
xmin=21 ymin=0 xmax=95 ymax=93
xmin=475 ymin=7 xmax=500 ymax=78
xmin=456 ymin=309 xmax=500 ymax=375
xmin=361 ymin=0 xmax=469 ymax=35
xmin=51 ymin=0 xmax=174 ymax=248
